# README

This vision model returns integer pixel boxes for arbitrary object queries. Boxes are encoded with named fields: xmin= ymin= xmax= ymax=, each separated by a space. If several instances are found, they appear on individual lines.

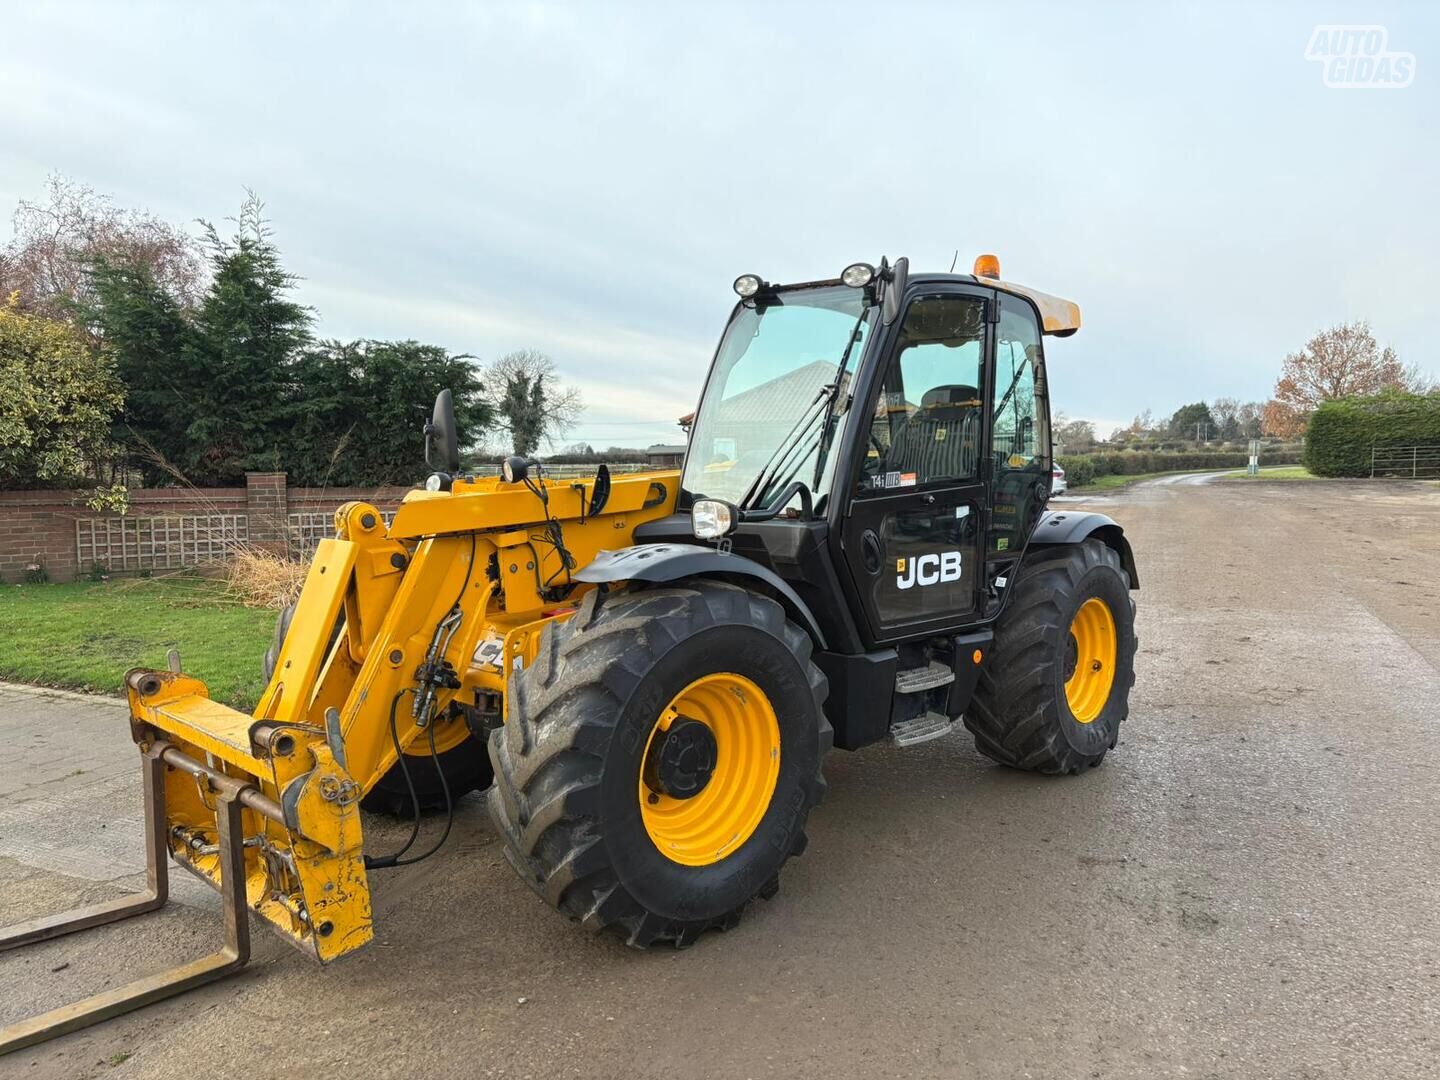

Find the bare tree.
xmin=484 ymin=349 xmax=583 ymax=457
xmin=1053 ymin=416 xmax=1097 ymax=452
xmin=1209 ymin=397 xmax=1237 ymax=441
xmin=1401 ymin=362 xmax=1438 ymax=395
xmin=1236 ymin=401 xmax=1264 ymax=439
xmin=0 ymin=174 xmax=205 ymax=320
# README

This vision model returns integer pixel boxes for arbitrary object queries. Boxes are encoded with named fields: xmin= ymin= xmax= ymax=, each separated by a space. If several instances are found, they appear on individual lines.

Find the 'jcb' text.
xmin=896 ymin=551 xmax=963 ymax=590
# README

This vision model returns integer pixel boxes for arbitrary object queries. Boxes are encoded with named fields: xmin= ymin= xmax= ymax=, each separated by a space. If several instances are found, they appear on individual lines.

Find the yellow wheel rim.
xmin=639 ymin=672 xmax=781 ymax=867
xmin=1064 ymin=597 xmax=1118 ymax=724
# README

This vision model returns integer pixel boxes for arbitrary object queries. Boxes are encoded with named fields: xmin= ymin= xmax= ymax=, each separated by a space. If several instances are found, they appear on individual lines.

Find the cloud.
xmin=2 ymin=1 xmax=1435 ymax=445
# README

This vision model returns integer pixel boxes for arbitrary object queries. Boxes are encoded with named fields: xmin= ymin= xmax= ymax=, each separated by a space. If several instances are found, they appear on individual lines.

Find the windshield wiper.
xmin=739 ymin=300 xmax=872 ymax=514
xmin=738 ymin=384 xmax=832 ymax=512
xmin=993 ymin=354 xmax=1031 ymax=419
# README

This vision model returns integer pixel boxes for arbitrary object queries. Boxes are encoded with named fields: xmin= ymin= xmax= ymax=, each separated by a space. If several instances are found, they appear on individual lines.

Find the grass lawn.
xmin=0 ymin=578 xmax=275 ymax=710
xmin=1220 ymin=466 xmax=1316 ymax=481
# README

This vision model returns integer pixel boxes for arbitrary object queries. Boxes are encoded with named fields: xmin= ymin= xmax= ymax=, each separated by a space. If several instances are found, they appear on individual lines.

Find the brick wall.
xmin=0 ymin=475 xmax=408 ymax=583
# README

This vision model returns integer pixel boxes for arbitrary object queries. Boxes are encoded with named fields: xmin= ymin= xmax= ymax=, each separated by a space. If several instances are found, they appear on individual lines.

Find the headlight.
xmin=732 ymin=274 xmax=763 ymax=299
xmin=692 ymin=499 xmax=737 ymax=540
xmin=501 ymin=455 xmax=529 ymax=484
xmin=424 ymin=472 xmax=451 ymax=492
xmin=841 ymin=262 xmax=875 ymax=287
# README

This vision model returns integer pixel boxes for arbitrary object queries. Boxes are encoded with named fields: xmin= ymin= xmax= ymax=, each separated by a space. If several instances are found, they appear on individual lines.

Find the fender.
xmin=575 ymin=543 xmax=829 ymax=648
xmin=1029 ymin=511 xmax=1140 ymax=588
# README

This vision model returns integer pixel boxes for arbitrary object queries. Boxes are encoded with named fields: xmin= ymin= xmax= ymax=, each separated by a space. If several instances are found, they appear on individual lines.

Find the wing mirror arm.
xmin=879 ymin=255 xmax=909 ymax=326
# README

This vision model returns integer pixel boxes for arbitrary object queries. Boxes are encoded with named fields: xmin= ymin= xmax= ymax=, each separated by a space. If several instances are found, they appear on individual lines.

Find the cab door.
xmin=836 ymin=287 xmax=991 ymax=644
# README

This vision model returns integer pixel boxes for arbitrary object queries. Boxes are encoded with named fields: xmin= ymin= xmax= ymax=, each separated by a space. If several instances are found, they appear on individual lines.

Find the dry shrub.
xmin=226 ymin=547 xmax=308 ymax=609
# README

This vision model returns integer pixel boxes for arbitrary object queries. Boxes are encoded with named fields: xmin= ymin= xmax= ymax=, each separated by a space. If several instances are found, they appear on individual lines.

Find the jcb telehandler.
xmin=0 ymin=255 xmax=1137 ymax=1052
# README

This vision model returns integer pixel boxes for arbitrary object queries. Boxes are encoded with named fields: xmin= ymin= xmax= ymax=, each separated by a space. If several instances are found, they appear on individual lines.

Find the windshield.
xmin=682 ymin=286 xmax=875 ymax=509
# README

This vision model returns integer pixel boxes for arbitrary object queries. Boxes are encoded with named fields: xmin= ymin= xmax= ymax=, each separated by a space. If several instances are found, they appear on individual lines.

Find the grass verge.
xmin=0 ymin=579 xmax=274 ymax=710
xmin=1220 ymin=466 xmax=1316 ymax=481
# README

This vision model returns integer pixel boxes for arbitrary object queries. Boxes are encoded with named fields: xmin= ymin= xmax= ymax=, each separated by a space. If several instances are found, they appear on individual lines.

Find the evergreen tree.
xmin=184 ymin=193 xmax=312 ymax=484
xmin=86 ymin=258 xmax=197 ymax=483
xmin=287 ymin=340 xmax=492 ymax=486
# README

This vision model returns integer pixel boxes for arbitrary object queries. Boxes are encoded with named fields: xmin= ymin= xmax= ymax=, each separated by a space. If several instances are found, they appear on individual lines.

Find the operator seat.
xmin=886 ymin=384 xmax=981 ymax=482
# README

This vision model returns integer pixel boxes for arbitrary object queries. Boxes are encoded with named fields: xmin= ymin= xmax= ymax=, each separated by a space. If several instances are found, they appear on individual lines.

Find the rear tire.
xmin=488 ymin=581 xmax=830 ymax=948
xmin=262 ymin=604 xmax=493 ymax=815
xmin=966 ymin=540 xmax=1136 ymax=774
xmin=361 ymin=737 xmax=494 ymax=817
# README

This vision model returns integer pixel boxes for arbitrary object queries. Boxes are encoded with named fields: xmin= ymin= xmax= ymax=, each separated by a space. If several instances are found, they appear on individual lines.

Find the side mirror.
xmin=424 ymin=389 xmax=460 ymax=473
xmin=881 ymin=255 xmax=909 ymax=326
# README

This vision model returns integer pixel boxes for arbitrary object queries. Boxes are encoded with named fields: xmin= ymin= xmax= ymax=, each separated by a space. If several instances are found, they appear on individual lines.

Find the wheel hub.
xmin=644 ymin=717 xmax=718 ymax=800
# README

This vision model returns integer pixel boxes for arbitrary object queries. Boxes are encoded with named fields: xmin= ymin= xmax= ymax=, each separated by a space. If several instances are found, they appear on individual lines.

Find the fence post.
xmin=1414 ymin=446 xmax=1419 ymax=479
xmin=244 ymin=473 xmax=290 ymax=556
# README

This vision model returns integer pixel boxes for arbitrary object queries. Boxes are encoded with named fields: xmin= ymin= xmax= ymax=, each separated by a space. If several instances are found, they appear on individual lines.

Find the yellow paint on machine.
xmin=116 ymin=470 xmax=680 ymax=967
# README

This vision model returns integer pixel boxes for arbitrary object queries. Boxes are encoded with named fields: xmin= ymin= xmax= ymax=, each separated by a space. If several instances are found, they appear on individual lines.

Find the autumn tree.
xmin=0 ymin=174 xmax=204 ymax=320
xmin=1266 ymin=321 xmax=1421 ymax=436
xmin=1262 ymin=400 xmax=1307 ymax=438
xmin=485 ymin=349 xmax=582 ymax=456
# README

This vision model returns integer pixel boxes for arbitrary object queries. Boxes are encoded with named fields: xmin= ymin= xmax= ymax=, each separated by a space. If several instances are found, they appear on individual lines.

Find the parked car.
xmin=1051 ymin=463 xmax=1067 ymax=494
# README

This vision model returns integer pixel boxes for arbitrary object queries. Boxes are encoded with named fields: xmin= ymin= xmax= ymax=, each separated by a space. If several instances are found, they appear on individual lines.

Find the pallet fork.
xmin=0 ymin=739 xmax=258 ymax=1054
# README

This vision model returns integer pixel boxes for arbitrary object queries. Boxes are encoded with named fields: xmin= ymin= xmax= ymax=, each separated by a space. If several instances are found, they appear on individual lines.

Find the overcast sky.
xmin=5 ymin=2 xmax=1436 ymax=446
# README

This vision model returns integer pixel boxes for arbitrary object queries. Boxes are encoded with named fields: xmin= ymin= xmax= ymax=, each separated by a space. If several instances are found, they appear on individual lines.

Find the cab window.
xmin=989 ymin=295 xmax=1050 ymax=553
xmin=860 ymin=295 xmax=985 ymax=492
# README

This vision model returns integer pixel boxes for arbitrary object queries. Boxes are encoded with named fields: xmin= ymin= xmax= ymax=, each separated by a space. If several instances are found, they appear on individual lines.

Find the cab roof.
xmin=766 ymin=265 xmax=1082 ymax=338
xmin=907 ymin=271 xmax=1082 ymax=337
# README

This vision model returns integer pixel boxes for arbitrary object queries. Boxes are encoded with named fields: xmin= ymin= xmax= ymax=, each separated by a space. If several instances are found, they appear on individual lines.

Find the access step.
xmin=889 ymin=711 xmax=955 ymax=747
xmin=895 ymin=661 xmax=956 ymax=695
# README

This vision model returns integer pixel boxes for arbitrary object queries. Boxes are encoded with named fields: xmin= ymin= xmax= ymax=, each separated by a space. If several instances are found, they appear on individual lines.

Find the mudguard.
xmin=1030 ymin=510 xmax=1140 ymax=588
xmin=575 ymin=543 xmax=829 ymax=648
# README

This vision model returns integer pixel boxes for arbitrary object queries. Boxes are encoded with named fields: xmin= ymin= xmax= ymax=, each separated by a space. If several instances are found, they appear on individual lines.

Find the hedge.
xmin=1303 ymin=393 xmax=1440 ymax=477
xmin=1056 ymin=448 xmax=1303 ymax=488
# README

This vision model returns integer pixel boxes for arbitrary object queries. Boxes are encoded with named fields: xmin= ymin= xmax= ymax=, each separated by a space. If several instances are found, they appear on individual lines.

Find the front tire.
xmin=488 ymin=581 xmax=830 ymax=947
xmin=966 ymin=540 xmax=1136 ymax=773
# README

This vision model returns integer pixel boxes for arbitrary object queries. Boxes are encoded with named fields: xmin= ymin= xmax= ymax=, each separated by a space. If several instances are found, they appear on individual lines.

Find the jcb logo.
xmin=895 ymin=551 xmax=963 ymax=590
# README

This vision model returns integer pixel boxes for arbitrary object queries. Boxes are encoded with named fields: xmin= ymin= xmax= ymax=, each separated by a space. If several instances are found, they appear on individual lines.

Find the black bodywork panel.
xmin=575 ymin=542 xmax=830 ymax=649
xmin=814 ymin=648 xmax=897 ymax=750
xmin=1030 ymin=510 xmax=1140 ymax=587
